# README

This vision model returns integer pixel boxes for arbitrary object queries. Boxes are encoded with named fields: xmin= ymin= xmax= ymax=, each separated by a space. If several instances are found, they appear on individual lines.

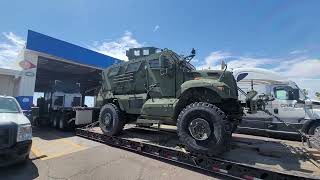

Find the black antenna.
xmin=251 ymin=80 xmax=254 ymax=90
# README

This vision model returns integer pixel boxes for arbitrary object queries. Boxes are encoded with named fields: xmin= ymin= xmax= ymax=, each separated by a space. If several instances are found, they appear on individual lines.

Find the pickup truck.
xmin=233 ymin=68 xmax=320 ymax=137
xmin=0 ymin=96 xmax=32 ymax=166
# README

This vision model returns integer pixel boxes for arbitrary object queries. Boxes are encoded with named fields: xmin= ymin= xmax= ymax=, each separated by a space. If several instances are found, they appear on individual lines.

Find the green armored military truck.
xmin=97 ymin=47 xmax=243 ymax=155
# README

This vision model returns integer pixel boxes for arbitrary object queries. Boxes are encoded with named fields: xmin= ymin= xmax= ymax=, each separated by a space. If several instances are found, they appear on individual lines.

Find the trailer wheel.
xmin=53 ymin=113 xmax=60 ymax=128
xmin=308 ymin=121 xmax=320 ymax=136
xmin=177 ymin=102 xmax=232 ymax=156
xmin=59 ymin=114 xmax=67 ymax=130
xmin=99 ymin=103 xmax=125 ymax=136
xmin=50 ymin=112 xmax=56 ymax=127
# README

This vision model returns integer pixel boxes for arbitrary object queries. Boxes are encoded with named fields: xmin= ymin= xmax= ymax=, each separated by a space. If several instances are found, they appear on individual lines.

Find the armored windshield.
xmin=168 ymin=51 xmax=195 ymax=71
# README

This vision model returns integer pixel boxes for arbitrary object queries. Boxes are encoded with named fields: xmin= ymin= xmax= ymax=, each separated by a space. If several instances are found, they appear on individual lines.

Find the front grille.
xmin=0 ymin=128 xmax=10 ymax=148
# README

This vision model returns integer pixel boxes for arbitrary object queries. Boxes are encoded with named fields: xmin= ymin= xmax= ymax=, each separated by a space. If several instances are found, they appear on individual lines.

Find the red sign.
xmin=19 ymin=60 xmax=36 ymax=70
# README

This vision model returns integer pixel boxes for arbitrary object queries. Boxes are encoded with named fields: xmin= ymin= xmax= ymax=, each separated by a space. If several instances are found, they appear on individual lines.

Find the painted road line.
xmin=31 ymin=136 xmax=87 ymax=160
xmin=60 ymin=138 xmax=85 ymax=149
xmin=41 ymin=139 xmax=87 ymax=160
xmin=31 ymin=145 xmax=46 ymax=159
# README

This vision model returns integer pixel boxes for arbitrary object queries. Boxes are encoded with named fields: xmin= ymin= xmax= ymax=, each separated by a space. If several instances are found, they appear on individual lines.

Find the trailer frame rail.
xmin=76 ymin=128 xmax=319 ymax=180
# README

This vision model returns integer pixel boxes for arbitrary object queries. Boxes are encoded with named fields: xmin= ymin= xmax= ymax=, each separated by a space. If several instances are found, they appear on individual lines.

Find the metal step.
xmin=136 ymin=118 xmax=160 ymax=124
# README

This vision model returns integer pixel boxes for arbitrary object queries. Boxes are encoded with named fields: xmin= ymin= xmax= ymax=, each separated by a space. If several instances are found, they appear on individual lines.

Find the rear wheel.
xmin=50 ymin=112 xmax=56 ymax=127
xmin=59 ymin=114 xmax=67 ymax=130
xmin=177 ymin=102 xmax=232 ymax=156
xmin=53 ymin=113 xmax=60 ymax=128
xmin=99 ymin=103 xmax=125 ymax=136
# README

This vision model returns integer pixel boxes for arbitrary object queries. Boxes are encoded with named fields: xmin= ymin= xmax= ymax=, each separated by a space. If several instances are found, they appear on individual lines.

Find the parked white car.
xmin=0 ymin=95 xmax=32 ymax=166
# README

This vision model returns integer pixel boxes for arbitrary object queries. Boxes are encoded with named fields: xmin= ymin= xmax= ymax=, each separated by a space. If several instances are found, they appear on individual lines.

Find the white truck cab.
xmin=0 ymin=95 xmax=32 ymax=166
xmin=233 ymin=68 xmax=320 ymax=136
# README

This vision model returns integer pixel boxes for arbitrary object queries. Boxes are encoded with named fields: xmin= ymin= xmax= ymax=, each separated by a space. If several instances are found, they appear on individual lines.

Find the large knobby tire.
xmin=99 ymin=103 xmax=125 ymax=136
xmin=177 ymin=102 xmax=232 ymax=156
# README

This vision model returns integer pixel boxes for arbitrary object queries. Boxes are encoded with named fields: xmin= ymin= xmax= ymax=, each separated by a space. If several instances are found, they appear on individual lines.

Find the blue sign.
xmin=26 ymin=30 xmax=120 ymax=69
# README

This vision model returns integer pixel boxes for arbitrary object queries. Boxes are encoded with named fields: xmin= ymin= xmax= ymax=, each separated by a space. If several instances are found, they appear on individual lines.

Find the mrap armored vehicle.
xmin=97 ymin=47 xmax=245 ymax=155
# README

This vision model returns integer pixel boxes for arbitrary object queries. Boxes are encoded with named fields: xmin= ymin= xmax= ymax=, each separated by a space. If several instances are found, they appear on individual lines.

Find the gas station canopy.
xmin=26 ymin=30 xmax=120 ymax=95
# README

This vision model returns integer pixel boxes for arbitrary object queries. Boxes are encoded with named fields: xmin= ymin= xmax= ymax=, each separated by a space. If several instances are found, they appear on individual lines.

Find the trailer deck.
xmin=76 ymin=125 xmax=320 ymax=180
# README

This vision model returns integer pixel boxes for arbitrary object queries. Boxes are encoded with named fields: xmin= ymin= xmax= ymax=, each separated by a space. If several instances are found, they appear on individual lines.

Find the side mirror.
xmin=269 ymin=96 xmax=275 ymax=101
xmin=22 ymin=110 xmax=31 ymax=117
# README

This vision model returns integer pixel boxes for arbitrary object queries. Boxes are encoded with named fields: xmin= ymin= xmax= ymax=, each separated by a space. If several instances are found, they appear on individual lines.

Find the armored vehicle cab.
xmin=98 ymin=47 xmax=243 ymax=155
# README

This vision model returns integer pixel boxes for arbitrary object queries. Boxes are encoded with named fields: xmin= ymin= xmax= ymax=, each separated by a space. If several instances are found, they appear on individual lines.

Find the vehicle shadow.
xmin=0 ymin=159 xmax=39 ymax=180
xmin=120 ymin=127 xmax=318 ymax=176
xmin=32 ymin=126 xmax=75 ymax=141
xmin=225 ymin=135 xmax=317 ymax=174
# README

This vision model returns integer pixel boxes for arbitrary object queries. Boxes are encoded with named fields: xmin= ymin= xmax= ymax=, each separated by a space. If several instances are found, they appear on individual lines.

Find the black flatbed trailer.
xmin=76 ymin=125 xmax=320 ymax=180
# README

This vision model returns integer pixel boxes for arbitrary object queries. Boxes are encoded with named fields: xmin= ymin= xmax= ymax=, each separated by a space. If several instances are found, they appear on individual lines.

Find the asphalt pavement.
xmin=0 ymin=127 xmax=218 ymax=180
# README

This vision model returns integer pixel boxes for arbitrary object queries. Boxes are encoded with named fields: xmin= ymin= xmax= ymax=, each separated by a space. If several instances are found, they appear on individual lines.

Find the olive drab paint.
xmin=97 ymin=47 xmax=243 ymax=125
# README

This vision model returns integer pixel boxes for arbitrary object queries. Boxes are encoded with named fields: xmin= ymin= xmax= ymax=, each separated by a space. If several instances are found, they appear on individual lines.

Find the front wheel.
xmin=177 ymin=102 xmax=232 ymax=156
xmin=99 ymin=103 xmax=125 ymax=136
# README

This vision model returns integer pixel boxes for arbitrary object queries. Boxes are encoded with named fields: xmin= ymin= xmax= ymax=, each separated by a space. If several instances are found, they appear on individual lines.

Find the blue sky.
xmin=0 ymin=0 xmax=319 ymax=97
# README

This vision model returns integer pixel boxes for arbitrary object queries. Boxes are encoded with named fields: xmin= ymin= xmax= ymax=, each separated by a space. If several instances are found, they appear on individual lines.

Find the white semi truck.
xmin=233 ymin=68 xmax=320 ymax=136
xmin=36 ymin=80 xmax=99 ymax=130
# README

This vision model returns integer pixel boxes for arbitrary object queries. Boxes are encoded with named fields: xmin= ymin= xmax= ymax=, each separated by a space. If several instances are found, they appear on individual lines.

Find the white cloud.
xmin=289 ymin=49 xmax=308 ymax=55
xmin=91 ymin=31 xmax=142 ymax=61
xmin=0 ymin=32 xmax=25 ymax=70
xmin=197 ymin=51 xmax=273 ymax=70
xmin=200 ymin=50 xmax=320 ymax=78
xmin=153 ymin=25 xmax=160 ymax=32
xmin=199 ymin=50 xmax=320 ymax=100
xmin=275 ymin=58 xmax=320 ymax=78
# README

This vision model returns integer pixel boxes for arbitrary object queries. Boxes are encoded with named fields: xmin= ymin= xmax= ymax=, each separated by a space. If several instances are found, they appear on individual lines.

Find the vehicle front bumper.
xmin=0 ymin=140 xmax=32 ymax=167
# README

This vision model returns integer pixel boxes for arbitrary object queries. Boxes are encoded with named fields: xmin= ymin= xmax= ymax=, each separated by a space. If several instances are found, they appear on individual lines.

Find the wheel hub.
xmin=188 ymin=118 xmax=211 ymax=141
xmin=104 ymin=113 xmax=112 ymax=126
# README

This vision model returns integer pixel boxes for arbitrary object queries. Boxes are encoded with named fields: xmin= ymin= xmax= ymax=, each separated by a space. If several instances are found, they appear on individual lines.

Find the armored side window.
xmin=143 ymin=49 xmax=149 ymax=56
xmin=109 ymin=66 xmax=120 ymax=76
xmin=134 ymin=50 xmax=140 ymax=56
xmin=149 ymin=59 xmax=160 ymax=69
xmin=125 ymin=61 xmax=141 ymax=73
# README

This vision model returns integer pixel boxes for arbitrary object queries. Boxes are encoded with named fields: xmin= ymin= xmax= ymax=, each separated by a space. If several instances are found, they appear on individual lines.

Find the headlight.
xmin=217 ymin=85 xmax=231 ymax=95
xmin=17 ymin=124 xmax=32 ymax=142
xmin=217 ymin=86 xmax=225 ymax=91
